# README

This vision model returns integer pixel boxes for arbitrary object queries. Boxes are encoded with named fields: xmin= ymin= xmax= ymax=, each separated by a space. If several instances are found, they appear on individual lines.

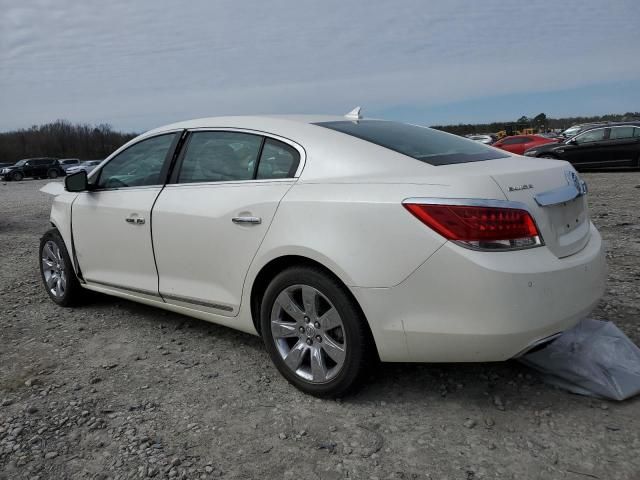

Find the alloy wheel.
xmin=41 ymin=240 xmax=67 ymax=298
xmin=270 ymin=284 xmax=346 ymax=383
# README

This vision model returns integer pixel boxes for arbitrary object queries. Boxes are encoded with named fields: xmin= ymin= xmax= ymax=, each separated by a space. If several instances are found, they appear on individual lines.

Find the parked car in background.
xmin=524 ymin=123 xmax=640 ymax=169
xmin=1 ymin=158 xmax=65 ymax=181
xmin=492 ymin=135 xmax=558 ymax=156
xmin=467 ymin=134 xmax=496 ymax=145
xmin=64 ymin=160 xmax=102 ymax=175
xmin=58 ymin=158 xmax=81 ymax=172
xmin=40 ymin=113 xmax=605 ymax=396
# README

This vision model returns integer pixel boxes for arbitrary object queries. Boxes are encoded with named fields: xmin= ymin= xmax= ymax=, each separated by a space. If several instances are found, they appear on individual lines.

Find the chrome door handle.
xmin=232 ymin=216 xmax=262 ymax=225
xmin=125 ymin=216 xmax=145 ymax=225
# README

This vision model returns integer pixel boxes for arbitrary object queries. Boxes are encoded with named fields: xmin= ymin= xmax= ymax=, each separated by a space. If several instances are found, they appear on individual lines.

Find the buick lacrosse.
xmin=40 ymin=110 xmax=606 ymax=396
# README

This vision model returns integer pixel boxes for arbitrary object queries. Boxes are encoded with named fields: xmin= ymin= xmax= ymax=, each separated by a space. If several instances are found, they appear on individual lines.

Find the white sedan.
xmin=40 ymin=110 xmax=606 ymax=396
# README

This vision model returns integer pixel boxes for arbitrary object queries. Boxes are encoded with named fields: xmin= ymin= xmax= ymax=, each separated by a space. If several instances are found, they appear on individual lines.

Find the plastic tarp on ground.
xmin=520 ymin=319 xmax=640 ymax=401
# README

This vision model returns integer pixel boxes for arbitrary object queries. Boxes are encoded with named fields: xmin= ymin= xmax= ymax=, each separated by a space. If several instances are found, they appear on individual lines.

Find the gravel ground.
xmin=1 ymin=173 xmax=639 ymax=480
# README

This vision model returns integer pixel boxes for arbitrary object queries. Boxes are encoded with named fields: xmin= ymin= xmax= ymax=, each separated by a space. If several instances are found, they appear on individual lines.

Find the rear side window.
xmin=177 ymin=131 xmax=262 ymax=184
xmin=609 ymin=126 xmax=636 ymax=140
xmin=315 ymin=120 xmax=508 ymax=165
xmin=256 ymin=139 xmax=300 ymax=179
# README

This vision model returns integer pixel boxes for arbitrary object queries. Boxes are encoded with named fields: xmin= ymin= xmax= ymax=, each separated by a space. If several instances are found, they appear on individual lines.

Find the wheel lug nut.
xmin=314 ymin=321 xmax=320 ymax=328
xmin=306 ymin=338 xmax=313 ymax=345
xmin=316 ymin=335 xmax=322 ymax=342
xmin=299 ymin=327 xmax=305 ymax=334
xmin=304 ymin=316 xmax=310 ymax=323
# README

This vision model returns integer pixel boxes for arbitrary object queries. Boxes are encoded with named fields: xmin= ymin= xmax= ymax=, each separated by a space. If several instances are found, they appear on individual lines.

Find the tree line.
xmin=0 ymin=120 xmax=138 ymax=163
xmin=1 ymin=112 xmax=639 ymax=163
xmin=432 ymin=112 xmax=640 ymax=136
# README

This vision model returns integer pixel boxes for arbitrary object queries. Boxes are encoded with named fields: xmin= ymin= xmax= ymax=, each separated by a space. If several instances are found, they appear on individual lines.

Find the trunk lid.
xmin=440 ymin=157 xmax=591 ymax=258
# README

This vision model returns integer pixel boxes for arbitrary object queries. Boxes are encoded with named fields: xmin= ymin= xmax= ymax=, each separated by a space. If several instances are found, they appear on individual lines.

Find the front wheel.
xmin=260 ymin=266 xmax=373 ymax=397
xmin=47 ymin=169 xmax=59 ymax=179
xmin=11 ymin=171 xmax=24 ymax=181
xmin=39 ymin=229 xmax=84 ymax=307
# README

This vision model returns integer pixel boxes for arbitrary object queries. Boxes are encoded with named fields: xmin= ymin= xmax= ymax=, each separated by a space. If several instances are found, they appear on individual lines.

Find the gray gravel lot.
xmin=1 ymin=173 xmax=639 ymax=480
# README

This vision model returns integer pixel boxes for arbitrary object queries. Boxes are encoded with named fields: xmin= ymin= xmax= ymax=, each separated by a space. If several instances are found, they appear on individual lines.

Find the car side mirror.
xmin=65 ymin=170 xmax=88 ymax=192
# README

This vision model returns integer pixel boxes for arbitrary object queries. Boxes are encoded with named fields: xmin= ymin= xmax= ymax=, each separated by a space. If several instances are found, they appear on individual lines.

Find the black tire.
xmin=47 ymin=169 xmax=59 ymax=179
xmin=260 ymin=266 xmax=373 ymax=397
xmin=11 ymin=171 xmax=24 ymax=181
xmin=39 ymin=229 xmax=84 ymax=307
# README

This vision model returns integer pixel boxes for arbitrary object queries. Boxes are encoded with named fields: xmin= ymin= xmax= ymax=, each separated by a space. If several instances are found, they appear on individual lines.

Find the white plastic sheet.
xmin=520 ymin=319 xmax=640 ymax=401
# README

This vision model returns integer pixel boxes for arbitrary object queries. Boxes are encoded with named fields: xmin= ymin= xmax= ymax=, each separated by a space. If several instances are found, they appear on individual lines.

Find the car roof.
xmin=112 ymin=115 xmax=453 ymax=183
xmin=577 ymin=122 xmax=640 ymax=133
xmin=146 ymin=115 xmax=347 ymax=135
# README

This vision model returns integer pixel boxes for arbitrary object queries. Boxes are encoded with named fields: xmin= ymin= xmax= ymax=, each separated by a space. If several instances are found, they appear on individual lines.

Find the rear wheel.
xmin=39 ymin=229 xmax=84 ymax=307
xmin=47 ymin=169 xmax=59 ymax=179
xmin=11 ymin=171 xmax=24 ymax=181
xmin=260 ymin=266 xmax=372 ymax=397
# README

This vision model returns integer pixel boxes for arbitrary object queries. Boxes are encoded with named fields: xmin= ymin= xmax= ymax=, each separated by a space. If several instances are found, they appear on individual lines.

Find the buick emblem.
xmin=565 ymin=170 xmax=588 ymax=196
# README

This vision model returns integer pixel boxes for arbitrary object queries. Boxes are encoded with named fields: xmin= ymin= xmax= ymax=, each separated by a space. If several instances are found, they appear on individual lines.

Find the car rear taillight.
xmin=403 ymin=201 xmax=543 ymax=250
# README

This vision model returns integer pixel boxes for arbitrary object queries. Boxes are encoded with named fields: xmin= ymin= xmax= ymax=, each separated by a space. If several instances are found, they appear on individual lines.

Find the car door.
xmin=152 ymin=130 xmax=303 ymax=315
xmin=21 ymin=160 xmax=34 ymax=177
xmin=607 ymin=126 xmax=640 ymax=167
xmin=72 ymin=132 xmax=180 ymax=296
xmin=560 ymin=127 xmax=610 ymax=168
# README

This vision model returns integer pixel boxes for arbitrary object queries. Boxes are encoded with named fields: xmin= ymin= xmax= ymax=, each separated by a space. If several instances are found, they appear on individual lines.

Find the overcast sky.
xmin=1 ymin=0 xmax=638 ymax=131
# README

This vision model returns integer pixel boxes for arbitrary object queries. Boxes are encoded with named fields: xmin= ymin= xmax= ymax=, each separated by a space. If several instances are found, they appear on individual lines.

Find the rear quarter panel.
xmin=246 ymin=177 xmax=508 ymax=289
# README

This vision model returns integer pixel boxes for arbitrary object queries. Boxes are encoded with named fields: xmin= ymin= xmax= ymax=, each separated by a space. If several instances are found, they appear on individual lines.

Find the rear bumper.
xmin=352 ymin=222 xmax=606 ymax=362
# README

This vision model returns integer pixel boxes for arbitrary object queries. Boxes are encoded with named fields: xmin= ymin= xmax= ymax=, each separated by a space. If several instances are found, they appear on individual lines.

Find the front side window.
xmin=609 ymin=126 xmax=635 ymax=140
xmin=315 ymin=120 xmax=509 ymax=166
xmin=95 ymin=133 xmax=177 ymax=189
xmin=256 ymin=138 xmax=300 ymax=179
xmin=177 ymin=131 xmax=262 ymax=184
xmin=574 ymin=128 xmax=606 ymax=144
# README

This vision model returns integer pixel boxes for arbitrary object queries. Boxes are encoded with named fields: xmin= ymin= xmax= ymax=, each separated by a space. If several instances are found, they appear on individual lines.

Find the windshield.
xmin=315 ymin=120 xmax=509 ymax=166
xmin=14 ymin=160 xmax=28 ymax=166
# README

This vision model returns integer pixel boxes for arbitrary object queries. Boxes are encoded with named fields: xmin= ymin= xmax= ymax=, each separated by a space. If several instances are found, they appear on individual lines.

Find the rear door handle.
xmin=125 ymin=216 xmax=145 ymax=225
xmin=232 ymin=216 xmax=262 ymax=225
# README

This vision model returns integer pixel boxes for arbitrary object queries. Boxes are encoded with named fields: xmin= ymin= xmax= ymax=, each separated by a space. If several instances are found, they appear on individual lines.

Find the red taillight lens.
xmin=403 ymin=203 xmax=542 ymax=250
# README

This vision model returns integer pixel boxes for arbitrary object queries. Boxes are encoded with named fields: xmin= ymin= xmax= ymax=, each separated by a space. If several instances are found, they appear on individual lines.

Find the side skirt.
xmin=81 ymin=283 xmax=258 ymax=336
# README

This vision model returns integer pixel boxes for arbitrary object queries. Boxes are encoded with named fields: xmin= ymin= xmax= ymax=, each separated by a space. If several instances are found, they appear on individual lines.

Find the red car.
xmin=492 ymin=135 xmax=558 ymax=156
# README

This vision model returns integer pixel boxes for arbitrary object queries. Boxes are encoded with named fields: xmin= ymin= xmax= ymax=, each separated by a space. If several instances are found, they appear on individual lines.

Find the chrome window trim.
xmin=401 ymin=197 xmax=544 ymax=251
xmin=161 ymin=178 xmax=296 ymax=189
xmin=185 ymin=127 xmax=307 ymax=178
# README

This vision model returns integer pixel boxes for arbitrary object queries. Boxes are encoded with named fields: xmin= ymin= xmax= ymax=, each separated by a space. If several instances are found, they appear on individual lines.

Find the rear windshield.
xmin=315 ymin=120 xmax=509 ymax=165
